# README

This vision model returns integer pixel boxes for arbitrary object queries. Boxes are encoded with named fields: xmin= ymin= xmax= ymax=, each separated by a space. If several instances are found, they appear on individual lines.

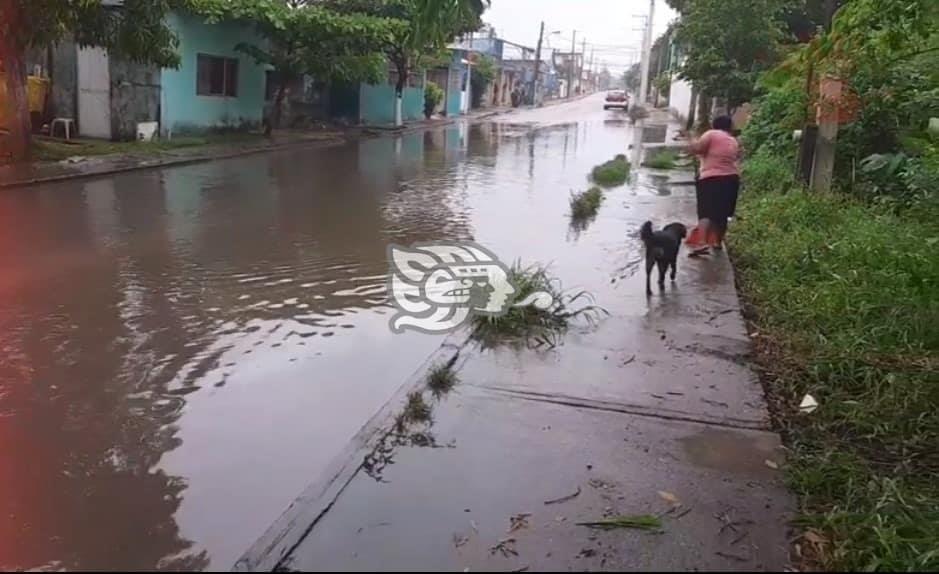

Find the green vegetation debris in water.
xmin=569 ymin=186 xmax=605 ymax=220
xmin=471 ymin=263 xmax=606 ymax=348
xmin=591 ymin=154 xmax=630 ymax=187
xmin=641 ymin=149 xmax=681 ymax=170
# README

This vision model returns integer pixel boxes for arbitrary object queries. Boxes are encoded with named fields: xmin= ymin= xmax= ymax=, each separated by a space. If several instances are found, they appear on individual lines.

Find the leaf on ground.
xmin=764 ymin=459 xmax=779 ymax=470
xmin=658 ymin=490 xmax=681 ymax=505
xmin=508 ymin=512 xmax=532 ymax=533
xmin=577 ymin=514 xmax=663 ymax=531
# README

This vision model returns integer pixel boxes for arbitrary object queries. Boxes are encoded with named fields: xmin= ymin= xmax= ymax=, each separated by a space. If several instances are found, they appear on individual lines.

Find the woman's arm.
xmin=687 ymin=130 xmax=711 ymax=156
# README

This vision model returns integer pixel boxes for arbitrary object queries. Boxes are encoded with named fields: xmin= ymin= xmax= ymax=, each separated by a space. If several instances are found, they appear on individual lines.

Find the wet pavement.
xmin=267 ymin=97 xmax=794 ymax=571
xmin=0 ymin=94 xmax=792 ymax=571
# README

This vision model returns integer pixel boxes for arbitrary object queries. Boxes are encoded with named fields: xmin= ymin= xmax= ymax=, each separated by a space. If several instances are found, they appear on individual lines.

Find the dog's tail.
xmin=640 ymin=220 xmax=654 ymax=245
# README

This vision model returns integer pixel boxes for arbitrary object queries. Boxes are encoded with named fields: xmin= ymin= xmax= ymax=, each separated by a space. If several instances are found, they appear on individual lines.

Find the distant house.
xmin=22 ymin=9 xmax=269 ymax=140
xmin=160 ymin=11 xmax=269 ymax=137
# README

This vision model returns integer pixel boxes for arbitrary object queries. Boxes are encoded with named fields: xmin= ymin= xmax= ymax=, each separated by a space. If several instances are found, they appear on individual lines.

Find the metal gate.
xmin=77 ymin=46 xmax=111 ymax=139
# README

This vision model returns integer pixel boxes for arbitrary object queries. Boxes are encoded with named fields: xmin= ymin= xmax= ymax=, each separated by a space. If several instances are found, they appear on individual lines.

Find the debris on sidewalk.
xmin=799 ymin=394 xmax=818 ymax=413
xmin=508 ymin=513 xmax=532 ymax=533
xmin=489 ymin=538 xmax=519 ymax=558
xmin=657 ymin=491 xmax=681 ymax=505
xmin=577 ymin=514 xmax=663 ymax=531
xmin=716 ymin=550 xmax=750 ymax=563
xmin=544 ymin=486 xmax=581 ymax=505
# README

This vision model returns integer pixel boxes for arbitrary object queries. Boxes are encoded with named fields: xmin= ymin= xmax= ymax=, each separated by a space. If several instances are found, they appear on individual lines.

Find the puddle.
xmin=679 ymin=428 xmax=783 ymax=476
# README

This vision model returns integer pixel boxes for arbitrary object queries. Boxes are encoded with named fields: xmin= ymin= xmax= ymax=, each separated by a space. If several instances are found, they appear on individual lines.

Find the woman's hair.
xmin=712 ymin=115 xmax=733 ymax=133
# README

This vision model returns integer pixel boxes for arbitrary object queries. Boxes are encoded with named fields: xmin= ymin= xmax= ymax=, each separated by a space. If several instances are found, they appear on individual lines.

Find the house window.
xmin=197 ymin=54 xmax=238 ymax=97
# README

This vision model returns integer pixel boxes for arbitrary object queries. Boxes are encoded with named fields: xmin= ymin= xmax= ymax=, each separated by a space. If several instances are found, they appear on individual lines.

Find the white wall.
xmin=669 ymin=77 xmax=694 ymax=124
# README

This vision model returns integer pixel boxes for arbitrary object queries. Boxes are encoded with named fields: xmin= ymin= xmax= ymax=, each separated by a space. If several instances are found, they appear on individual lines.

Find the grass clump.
xmin=471 ymin=263 xmax=606 ymax=347
xmin=427 ymin=361 xmax=458 ymax=399
xmin=394 ymin=391 xmax=432 ymax=433
xmin=590 ymin=154 xmax=630 ymax=187
xmin=641 ymin=149 xmax=680 ymax=170
xmin=730 ymin=186 xmax=939 ymax=571
xmin=569 ymin=186 xmax=605 ymax=219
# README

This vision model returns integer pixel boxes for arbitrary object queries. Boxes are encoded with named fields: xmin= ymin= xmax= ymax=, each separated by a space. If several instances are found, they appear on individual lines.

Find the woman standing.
xmin=686 ymin=115 xmax=740 ymax=253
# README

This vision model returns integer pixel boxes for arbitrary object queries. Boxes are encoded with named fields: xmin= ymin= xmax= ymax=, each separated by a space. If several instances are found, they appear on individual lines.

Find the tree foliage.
xmin=623 ymin=63 xmax=641 ymax=93
xmin=212 ymin=0 xmax=396 ymax=85
xmin=742 ymin=0 xmax=939 ymax=205
xmin=326 ymin=0 xmax=486 ymax=96
xmin=209 ymin=0 xmax=396 ymax=131
xmin=0 ymin=0 xmax=200 ymax=160
xmin=674 ymin=0 xmax=789 ymax=109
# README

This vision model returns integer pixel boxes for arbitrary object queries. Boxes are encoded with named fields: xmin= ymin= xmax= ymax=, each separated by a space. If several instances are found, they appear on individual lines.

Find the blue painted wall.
xmin=447 ymin=51 xmax=467 ymax=117
xmin=161 ymin=12 xmax=268 ymax=136
xmin=359 ymin=83 xmax=424 ymax=125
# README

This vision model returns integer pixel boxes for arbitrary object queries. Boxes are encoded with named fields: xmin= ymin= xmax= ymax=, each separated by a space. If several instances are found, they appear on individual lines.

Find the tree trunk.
xmin=394 ymin=60 xmax=408 ymax=127
xmin=266 ymin=78 xmax=288 ymax=137
xmin=695 ymin=92 xmax=712 ymax=133
xmin=0 ymin=1 xmax=31 ymax=162
xmin=686 ymin=87 xmax=698 ymax=132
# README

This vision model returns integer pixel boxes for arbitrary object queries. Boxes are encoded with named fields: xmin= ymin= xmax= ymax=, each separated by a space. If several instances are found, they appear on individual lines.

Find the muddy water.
xmin=0 ymin=95 xmax=680 ymax=570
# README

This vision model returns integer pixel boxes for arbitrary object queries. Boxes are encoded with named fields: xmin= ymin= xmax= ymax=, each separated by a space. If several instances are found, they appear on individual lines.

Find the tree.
xmin=328 ymin=0 xmax=487 ymax=125
xmin=211 ymin=0 xmax=397 ymax=134
xmin=469 ymin=54 xmax=495 ymax=108
xmin=0 ymin=0 xmax=194 ymax=162
xmin=623 ymin=63 xmax=641 ymax=93
xmin=674 ymin=0 xmax=788 ymax=116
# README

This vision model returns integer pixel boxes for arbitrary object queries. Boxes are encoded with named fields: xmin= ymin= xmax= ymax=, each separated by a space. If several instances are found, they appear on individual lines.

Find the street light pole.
xmin=531 ymin=21 xmax=544 ymax=105
xmin=638 ymin=0 xmax=655 ymax=105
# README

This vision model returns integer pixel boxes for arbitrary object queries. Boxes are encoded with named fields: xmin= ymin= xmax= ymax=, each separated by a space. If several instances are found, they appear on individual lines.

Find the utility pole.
xmin=589 ymin=48 xmax=595 ymax=92
xmin=580 ymin=38 xmax=587 ymax=94
xmin=638 ymin=0 xmax=655 ymax=106
xmin=568 ymin=30 xmax=576 ymax=99
xmin=531 ymin=21 xmax=544 ymax=106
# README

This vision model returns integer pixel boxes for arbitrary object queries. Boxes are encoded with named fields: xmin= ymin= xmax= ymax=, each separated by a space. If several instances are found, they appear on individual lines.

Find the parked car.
xmin=603 ymin=90 xmax=629 ymax=110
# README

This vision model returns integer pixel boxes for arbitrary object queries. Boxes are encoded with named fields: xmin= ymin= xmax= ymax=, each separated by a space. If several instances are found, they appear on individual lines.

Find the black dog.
xmin=640 ymin=221 xmax=688 ymax=295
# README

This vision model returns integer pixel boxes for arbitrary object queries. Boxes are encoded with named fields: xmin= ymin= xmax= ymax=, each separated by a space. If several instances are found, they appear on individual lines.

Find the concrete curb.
xmin=0 ymin=108 xmax=520 ymax=191
xmin=232 ymin=331 xmax=475 ymax=572
xmin=0 ymin=137 xmax=349 ymax=190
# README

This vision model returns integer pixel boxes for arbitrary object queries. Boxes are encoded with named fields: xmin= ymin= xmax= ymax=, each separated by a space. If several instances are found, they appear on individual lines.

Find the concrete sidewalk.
xmin=0 ymin=108 xmax=513 ymax=190
xmin=237 ymin=169 xmax=794 ymax=571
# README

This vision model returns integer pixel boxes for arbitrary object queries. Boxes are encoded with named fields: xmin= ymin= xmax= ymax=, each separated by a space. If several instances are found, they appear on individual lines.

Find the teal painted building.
xmin=358 ymin=83 xmax=424 ymax=125
xmin=160 ymin=12 xmax=269 ymax=136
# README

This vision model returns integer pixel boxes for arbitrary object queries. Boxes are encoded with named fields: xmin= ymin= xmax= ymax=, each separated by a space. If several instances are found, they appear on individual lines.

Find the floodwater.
xmin=0 ymin=95 xmax=680 ymax=570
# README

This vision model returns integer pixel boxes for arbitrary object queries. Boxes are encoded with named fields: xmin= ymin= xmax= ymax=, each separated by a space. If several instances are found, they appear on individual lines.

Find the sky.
xmin=482 ymin=0 xmax=677 ymax=76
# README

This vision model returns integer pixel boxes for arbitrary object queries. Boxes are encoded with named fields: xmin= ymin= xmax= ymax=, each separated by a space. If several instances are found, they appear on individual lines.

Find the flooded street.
xmin=0 ymin=95 xmax=678 ymax=570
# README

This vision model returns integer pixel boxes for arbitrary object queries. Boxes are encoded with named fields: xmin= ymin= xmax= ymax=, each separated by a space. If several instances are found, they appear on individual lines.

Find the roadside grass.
xmin=471 ymin=263 xmax=606 ymax=348
xmin=31 ymin=133 xmax=264 ymax=162
xmin=569 ymin=186 xmax=605 ymax=220
xmin=729 ymin=188 xmax=939 ymax=571
xmin=394 ymin=391 xmax=433 ymax=433
xmin=641 ymin=149 xmax=680 ymax=170
xmin=426 ymin=361 xmax=458 ymax=399
xmin=591 ymin=154 xmax=630 ymax=187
